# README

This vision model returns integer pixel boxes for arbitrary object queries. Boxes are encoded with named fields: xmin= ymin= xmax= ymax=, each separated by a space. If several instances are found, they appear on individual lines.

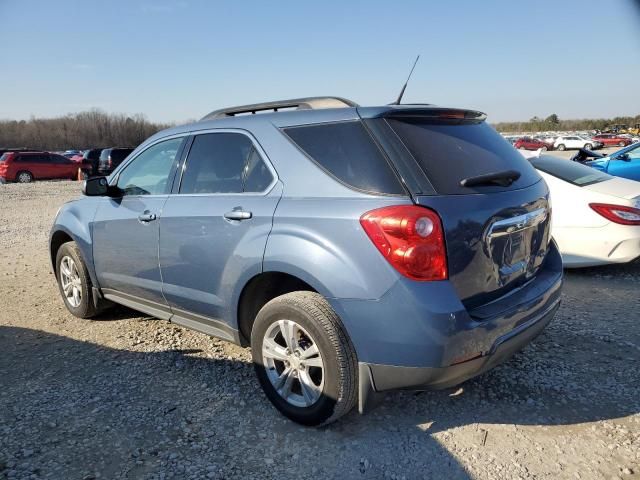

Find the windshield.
xmin=531 ymin=155 xmax=611 ymax=186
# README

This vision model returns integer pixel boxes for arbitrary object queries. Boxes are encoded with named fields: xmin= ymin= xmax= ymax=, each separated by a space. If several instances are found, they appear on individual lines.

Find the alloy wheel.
xmin=262 ymin=319 xmax=325 ymax=407
xmin=59 ymin=256 xmax=82 ymax=307
xmin=17 ymin=172 xmax=32 ymax=183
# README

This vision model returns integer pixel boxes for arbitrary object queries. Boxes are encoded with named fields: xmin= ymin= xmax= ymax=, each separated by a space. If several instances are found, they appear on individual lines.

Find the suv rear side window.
xmin=180 ymin=133 xmax=274 ymax=194
xmin=283 ymin=121 xmax=404 ymax=195
xmin=385 ymin=119 xmax=540 ymax=195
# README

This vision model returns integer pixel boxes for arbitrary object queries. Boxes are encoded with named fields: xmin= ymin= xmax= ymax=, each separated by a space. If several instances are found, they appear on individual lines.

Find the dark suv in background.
xmin=80 ymin=148 xmax=105 ymax=177
xmin=50 ymin=97 xmax=562 ymax=426
xmin=97 ymin=147 xmax=134 ymax=175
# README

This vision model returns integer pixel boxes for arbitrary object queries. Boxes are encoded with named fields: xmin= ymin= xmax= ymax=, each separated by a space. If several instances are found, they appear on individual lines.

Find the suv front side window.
xmin=116 ymin=138 xmax=183 ymax=196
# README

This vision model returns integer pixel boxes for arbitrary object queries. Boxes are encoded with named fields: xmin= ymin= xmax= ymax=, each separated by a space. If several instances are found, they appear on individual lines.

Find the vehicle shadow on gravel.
xmin=2 ymin=258 xmax=639 ymax=480
xmin=1 ymin=326 xmax=472 ymax=479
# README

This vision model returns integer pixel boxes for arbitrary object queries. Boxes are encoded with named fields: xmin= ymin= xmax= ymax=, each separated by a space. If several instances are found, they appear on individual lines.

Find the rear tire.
xmin=541 ymin=146 xmax=548 ymax=151
xmin=16 ymin=171 xmax=33 ymax=183
xmin=55 ymin=241 xmax=101 ymax=319
xmin=251 ymin=291 xmax=357 ymax=426
xmin=557 ymin=144 xmax=566 ymax=151
xmin=619 ymin=141 xmax=625 ymax=147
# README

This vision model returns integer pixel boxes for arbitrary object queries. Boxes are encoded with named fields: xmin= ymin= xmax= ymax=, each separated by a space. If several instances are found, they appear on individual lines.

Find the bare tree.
xmin=0 ymin=109 xmax=171 ymax=151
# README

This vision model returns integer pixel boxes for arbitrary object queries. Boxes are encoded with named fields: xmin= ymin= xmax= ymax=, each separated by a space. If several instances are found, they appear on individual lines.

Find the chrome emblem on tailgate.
xmin=486 ymin=208 xmax=548 ymax=285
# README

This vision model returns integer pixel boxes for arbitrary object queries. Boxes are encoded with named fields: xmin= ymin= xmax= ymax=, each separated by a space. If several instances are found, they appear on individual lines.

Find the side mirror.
xmin=83 ymin=176 xmax=109 ymax=196
xmin=618 ymin=153 xmax=630 ymax=162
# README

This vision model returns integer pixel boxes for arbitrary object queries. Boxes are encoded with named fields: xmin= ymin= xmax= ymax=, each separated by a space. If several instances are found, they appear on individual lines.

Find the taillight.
xmin=360 ymin=205 xmax=447 ymax=281
xmin=589 ymin=203 xmax=640 ymax=226
xmin=107 ymin=155 xmax=112 ymax=168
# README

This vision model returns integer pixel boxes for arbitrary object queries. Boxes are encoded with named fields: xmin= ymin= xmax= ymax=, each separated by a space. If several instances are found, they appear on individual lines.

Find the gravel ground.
xmin=0 ymin=180 xmax=638 ymax=480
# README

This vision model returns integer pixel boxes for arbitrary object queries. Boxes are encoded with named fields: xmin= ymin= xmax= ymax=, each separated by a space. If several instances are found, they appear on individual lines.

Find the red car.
xmin=513 ymin=137 xmax=551 ymax=151
xmin=0 ymin=151 xmax=81 ymax=183
xmin=592 ymin=134 xmax=633 ymax=147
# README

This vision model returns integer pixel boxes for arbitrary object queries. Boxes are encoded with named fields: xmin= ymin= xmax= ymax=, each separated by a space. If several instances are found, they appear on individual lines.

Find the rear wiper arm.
xmin=460 ymin=170 xmax=521 ymax=188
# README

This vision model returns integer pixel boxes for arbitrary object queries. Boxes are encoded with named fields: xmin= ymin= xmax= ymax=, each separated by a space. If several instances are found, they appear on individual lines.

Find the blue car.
xmin=586 ymin=142 xmax=640 ymax=181
xmin=49 ymin=97 xmax=562 ymax=425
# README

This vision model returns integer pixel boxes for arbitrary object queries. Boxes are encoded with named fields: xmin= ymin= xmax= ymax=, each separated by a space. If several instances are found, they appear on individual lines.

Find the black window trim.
xmin=173 ymin=128 xmax=278 ymax=196
xmin=280 ymin=119 xmax=409 ymax=197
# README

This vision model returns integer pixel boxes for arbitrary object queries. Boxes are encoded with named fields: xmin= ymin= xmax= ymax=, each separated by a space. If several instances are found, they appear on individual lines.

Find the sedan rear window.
xmin=283 ymin=121 xmax=404 ymax=195
xmin=531 ymin=155 xmax=611 ymax=186
xmin=385 ymin=118 xmax=541 ymax=195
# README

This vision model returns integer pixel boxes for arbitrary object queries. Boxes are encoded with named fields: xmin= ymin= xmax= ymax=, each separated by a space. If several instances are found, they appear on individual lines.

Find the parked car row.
xmin=0 ymin=146 xmax=135 ymax=183
xmin=508 ymin=133 xmax=635 ymax=151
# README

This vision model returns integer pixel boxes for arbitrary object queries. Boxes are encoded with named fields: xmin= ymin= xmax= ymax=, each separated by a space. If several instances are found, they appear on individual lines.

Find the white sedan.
xmin=523 ymin=152 xmax=640 ymax=267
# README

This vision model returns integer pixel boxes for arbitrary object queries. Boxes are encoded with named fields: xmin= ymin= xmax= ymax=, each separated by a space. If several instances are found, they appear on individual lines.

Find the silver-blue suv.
xmin=50 ymin=97 xmax=563 ymax=426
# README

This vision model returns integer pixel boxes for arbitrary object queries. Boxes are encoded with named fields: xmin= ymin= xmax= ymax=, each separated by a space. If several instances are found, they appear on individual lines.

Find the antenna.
xmin=392 ymin=55 xmax=420 ymax=105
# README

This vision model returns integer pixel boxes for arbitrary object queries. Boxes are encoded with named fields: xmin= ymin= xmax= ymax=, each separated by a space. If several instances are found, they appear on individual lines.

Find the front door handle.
xmin=224 ymin=209 xmax=252 ymax=221
xmin=138 ymin=212 xmax=157 ymax=222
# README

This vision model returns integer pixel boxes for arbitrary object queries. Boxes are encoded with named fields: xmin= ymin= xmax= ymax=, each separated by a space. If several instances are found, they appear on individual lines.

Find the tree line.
xmin=0 ymin=110 xmax=172 ymax=151
xmin=493 ymin=113 xmax=640 ymax=133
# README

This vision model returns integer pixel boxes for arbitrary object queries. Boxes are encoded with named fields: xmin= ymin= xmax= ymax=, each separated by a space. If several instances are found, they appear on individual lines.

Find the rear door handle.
xmin=224 ymin=210 xmax=252 ymax=221
xmin=138 ymin=212 xmax=157 ymax=222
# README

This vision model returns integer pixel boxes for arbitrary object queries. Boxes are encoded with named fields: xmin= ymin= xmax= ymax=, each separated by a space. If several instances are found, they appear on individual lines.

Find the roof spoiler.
xmin=201 ymin=96 xmax=358 ymax=120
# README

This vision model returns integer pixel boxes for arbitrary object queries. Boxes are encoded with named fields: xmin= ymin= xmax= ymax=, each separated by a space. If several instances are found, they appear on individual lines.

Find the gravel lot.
xmin=0 ymin=179 xmax=638 ymax=480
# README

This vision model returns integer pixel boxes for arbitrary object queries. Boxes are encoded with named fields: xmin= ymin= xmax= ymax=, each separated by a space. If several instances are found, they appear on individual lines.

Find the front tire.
xmin=55 ymin=241 xmax=99 ymax=319
xmin=251 ymin=291 xmax=357 ymax=426
xmin=16 ymin=171 xmax=33 ymax=183
xmin=557 ymin=144 xmax=566 ymax=151
xmin=585 ymin=143 xmax=592 ymax=150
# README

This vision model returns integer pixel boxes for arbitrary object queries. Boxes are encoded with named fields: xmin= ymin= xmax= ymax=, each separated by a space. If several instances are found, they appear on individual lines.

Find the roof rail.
xmin=201 ymin=96 xmax=358 ymax=120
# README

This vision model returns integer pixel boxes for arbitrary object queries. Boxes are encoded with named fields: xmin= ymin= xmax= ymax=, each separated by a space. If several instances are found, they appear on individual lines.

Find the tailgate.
xmin=416 ymin=180 xmax=551 ymax=309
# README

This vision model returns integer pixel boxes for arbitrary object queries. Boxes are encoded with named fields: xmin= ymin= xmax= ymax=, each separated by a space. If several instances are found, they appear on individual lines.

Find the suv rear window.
xmin=385 ymin=118 xmax=540 ymax=195
xmin=531 ymin=155 xmax=611 ymax=186
xmin=0 ymin=153 xmax=9 ymax=162
xmin=283 ymin=121 xmax=404 ymax=195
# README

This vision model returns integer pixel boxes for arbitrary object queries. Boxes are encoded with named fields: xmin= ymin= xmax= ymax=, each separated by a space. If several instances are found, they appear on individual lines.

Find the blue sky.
xmin=1 ymin=0 xmax=639 ymax=123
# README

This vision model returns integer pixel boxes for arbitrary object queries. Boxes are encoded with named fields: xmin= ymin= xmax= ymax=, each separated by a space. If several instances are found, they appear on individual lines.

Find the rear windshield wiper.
xmin=460 ymin=170 xmax=521 ymax=188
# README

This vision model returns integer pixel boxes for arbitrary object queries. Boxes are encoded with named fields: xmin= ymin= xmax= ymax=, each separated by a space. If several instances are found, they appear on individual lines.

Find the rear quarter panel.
xmin=263 ymin=196 xmax=409 ymax=300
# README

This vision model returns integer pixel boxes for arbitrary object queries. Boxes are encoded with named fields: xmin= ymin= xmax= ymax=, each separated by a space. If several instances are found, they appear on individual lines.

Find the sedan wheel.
xmin=557 ymin=144 xmax=566 ymax=151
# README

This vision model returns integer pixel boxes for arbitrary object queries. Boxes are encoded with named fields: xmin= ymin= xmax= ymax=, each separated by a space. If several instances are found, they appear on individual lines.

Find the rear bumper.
xmin=328 ymin=244 xmax=563 ymax=412
xmin=364 ymin=298 xmax=558 ymax=390
xmin=554 ymin=225 xmax=640 ymax=267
